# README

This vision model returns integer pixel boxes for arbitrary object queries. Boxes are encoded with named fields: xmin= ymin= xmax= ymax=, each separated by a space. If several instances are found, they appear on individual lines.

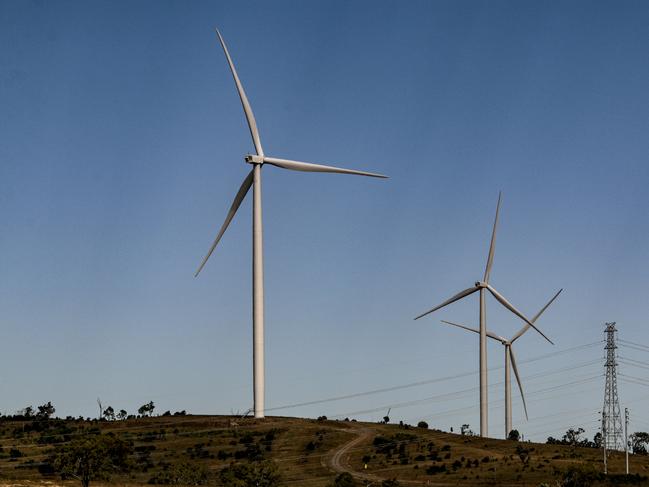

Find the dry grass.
xmin=0 ymin=415 xmax=647 ymax=486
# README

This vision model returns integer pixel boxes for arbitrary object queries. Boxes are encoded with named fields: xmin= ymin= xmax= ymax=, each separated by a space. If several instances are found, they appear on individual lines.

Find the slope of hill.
xmin=0 ymin=415 xmax=647 ymax=486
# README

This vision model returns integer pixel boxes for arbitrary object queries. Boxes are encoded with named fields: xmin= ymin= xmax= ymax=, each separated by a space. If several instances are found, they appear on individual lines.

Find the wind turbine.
xmin=195 ymin=30 xmax=387 ymax=419
xmin=413 ymin=192 xmax=553 ymax=437
xmin=441 ymin=288 xmax=562 ymax=438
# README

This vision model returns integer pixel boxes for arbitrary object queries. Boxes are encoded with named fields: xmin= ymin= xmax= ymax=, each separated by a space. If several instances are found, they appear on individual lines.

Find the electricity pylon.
xmin=602 ymin=322 xmax=623 ymax=451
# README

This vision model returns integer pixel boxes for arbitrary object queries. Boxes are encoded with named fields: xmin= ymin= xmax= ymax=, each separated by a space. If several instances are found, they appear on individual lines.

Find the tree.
xmin=593 ymin=432 xmax=602 ymax=448
xmin=417 ymin=421 xmax=428 ymax=429
xmin=507 ymin=429 xmax=520 ymax=441
xmin=461 ymin=424 xmax=474 ymax=436
xmin=631 ymin=432 xmax=649 ymax=455
xmin=52 ymin=434 xmax=132 ymax=487
xmin=22 ymin=406 xmax=34 ymax=418
xmin=219 ymin=461 xmax=281 ymax=487
xmin=37 ymin=401 xmax=56 ymax=420
xmin=138 ymin=401 xmax=155 ymax=417
xmin=117 ymin=409 xmax=127 ymax=421
xmin=103 ymin=406 xmax=115 ymax=421
xmin=562 ymin=427 xmax=585 ymax=446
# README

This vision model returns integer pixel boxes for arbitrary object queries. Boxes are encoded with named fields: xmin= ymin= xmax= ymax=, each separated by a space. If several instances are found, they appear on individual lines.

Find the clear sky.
xmin=1 ymin=0 xmax=648 ymax=441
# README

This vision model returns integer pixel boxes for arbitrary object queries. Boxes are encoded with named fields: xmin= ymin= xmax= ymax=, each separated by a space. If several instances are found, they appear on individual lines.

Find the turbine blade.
xmin=485 ymin=284 xmax=554 ymax=345
xmin=263 ymin=157 xmax=388 ymax=178
xmin=441 ymin=320 xmax=507 ymax=343
xmin=194 ymin=169 xmax=254 ymax=277
xmin=509 ymin=346 xmax=528 ymax=420
xmin=487 ymin=330 xmax=508 ymax=343
xmin=511 ymin=289 xmax=563 ymax=343
xmin=414 ymin=286 xmax=479 ymax=320
xmin=440 ymin=320 xmax=480 ymax=335
xmin=483 ymin=191 xmax=502 ymax=284
xmin=216 ymin=29 xmax=264 ymax=156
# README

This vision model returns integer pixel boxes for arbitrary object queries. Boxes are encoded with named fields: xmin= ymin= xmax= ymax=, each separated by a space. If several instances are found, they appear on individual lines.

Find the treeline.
xmin=0 ymin=401 xmax=187 ymax=422
xmin=547 ymin=427 xmax=649 ymax=454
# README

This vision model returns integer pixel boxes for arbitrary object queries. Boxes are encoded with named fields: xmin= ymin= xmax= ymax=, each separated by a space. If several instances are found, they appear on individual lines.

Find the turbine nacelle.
xmin=245 ymin=154 xmax=264 ymax=164
xmin=475 ymin=281 xmax=487 ymax=288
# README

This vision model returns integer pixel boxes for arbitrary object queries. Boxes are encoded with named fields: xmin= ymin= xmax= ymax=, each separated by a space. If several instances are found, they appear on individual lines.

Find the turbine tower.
xmin=602 ymin=322 xmax=623 ymax=451
xmin=195 ymin=30 xmax=387 ymax=419
xmin=414 ymin=193 xmax=553 ymax=437
xmin=441 ymin=288 xmax=561 ymax=438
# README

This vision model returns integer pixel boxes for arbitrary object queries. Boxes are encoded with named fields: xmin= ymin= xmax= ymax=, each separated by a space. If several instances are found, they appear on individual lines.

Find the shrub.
xmin=417 ymin=421 xmax=429 ymax=429
xmin=147 ymin=462 xmax=209 ymax=485
xmin=219 ymin=461 xmax=281 ymax=487
xmin=426 ymin=464 xmax=446 ymax=474
xmin=9 ymin=448 xmax=23 ymax=458
xmin=331 ymin=472 xmax=356 ymax=487
xmin=507 ymin=429 xmax=520 ymax=441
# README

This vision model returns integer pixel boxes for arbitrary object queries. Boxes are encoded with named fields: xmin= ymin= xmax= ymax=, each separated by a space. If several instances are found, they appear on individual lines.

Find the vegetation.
xmin=51 ymin=434 xmax=132 ymax=487
xmin=631 ymin=432 xmax=649 ymax=454
xmin=138 ymin=401 xmax=156 ymax=417
xmin=0 ymin=411 xmax=646 ymax=486
xmin=508 ymin=429 xmax=520 ymax=441
xmin=219 ymin=461 xmax=281 ymax=486
xmin=331 ymin=472 xmax=356 ymax=487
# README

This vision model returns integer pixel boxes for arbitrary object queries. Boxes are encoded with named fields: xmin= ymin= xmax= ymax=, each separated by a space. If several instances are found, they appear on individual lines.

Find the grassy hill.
xmin=0 ymin=415 xmax=647 ymax=486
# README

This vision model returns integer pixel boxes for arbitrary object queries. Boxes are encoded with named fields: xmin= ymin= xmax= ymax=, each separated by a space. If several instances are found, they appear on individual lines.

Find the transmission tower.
xmin=602 ymin=322 xmax=623 ymax=451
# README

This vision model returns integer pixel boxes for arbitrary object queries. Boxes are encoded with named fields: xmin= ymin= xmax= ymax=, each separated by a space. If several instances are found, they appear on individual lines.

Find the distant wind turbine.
xmin=195 ymin=29 xmax=387 ymax=419
xmin=441 ymin=288 xmax=562 ymax=438
xmin=413 ymin=192 xmax=554 ymax=437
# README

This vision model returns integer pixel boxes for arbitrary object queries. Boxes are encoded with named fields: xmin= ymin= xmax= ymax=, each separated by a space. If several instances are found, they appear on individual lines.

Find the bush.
xmin=9 ymin=448 xmax=23 ymax=458
xmin=147 ymin=462 xmax=209 ymax=485
xmin=426 ymin=464 xmax=446 ymax=474
xmin=561 ymin=465 xmax=599 ymax=487
xmin=219 ymin=461 xmax=281 ymax=487
xmin=507 ymin=429 xmax=520 ymax=441
xmin=417 ymin=421 xmax=429 ymax=429
xmin=331 ymin=472 xmax=356 ymax=487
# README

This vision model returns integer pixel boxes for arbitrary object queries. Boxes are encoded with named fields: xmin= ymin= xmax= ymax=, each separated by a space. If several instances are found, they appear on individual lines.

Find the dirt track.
xmin=323 ymin=424 xmax=440 ymax=486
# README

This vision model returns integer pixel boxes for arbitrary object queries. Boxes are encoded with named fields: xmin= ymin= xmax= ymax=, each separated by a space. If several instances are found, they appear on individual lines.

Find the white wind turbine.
xmin=413 ymin=192 xmax=553 ymax=437
xmin=195 ymin=30 xmax=387 ymax=419
xmin=441 ymin=288 xmax=562 ymax=438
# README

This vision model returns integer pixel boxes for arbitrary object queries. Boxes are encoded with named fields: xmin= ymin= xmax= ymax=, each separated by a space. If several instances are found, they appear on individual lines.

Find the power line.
xmin=264 ymin=340 xmax=603 ymax=413
xmin=619 ymin=342 xmax=649 ymax=354
xmin=338 ymin=365 xmax=602 ymax=420
xmin=619 ymin=339 xmax=649 ymax=351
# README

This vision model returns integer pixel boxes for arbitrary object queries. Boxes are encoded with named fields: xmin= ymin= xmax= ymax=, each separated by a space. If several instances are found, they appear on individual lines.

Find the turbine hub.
xmin=475 ymin=281 xmax=487 ymax=288
xmin=245 ymin=154 xmax=264 ymax=164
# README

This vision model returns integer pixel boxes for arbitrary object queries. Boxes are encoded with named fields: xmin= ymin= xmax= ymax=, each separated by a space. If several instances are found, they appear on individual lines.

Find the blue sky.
xmin=1 ymin=0 xmax=648 ymax=441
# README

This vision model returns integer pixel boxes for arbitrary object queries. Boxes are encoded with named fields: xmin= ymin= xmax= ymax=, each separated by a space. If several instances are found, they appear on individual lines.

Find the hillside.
xmin=0 ymin=415 xmax=647 ymax=486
